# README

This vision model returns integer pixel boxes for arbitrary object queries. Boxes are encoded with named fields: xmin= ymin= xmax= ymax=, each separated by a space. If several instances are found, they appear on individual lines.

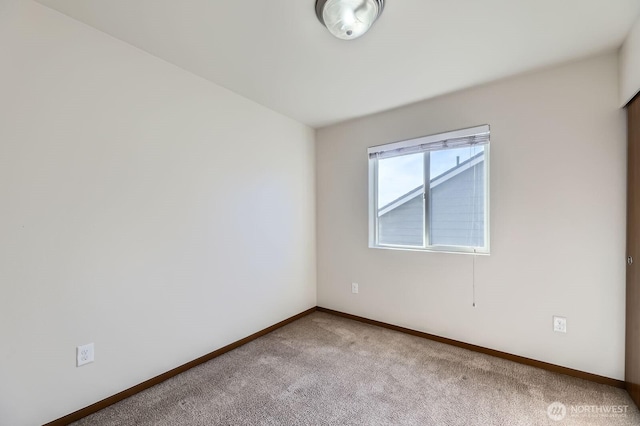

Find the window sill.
xmin=369 ymin=244 xmax=490 ymax=256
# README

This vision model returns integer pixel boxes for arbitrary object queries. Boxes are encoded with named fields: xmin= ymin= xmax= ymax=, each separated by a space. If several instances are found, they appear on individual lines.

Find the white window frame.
xmin=368 ymin=125 xmax=490 ymax=254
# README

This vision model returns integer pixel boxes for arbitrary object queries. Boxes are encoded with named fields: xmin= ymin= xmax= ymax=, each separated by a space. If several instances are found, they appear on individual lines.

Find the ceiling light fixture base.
xmin=315 ymin=0 xmax=385 ymax=40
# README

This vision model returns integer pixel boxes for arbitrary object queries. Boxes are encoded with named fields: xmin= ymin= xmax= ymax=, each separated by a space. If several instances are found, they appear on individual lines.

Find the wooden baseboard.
xmin=44 ymin=304 xmax=624 ymax=425
xmin=44 ymin=307 xmax=317 ymax=426
xmin=316 ymin=307 xmax=624 ymax=389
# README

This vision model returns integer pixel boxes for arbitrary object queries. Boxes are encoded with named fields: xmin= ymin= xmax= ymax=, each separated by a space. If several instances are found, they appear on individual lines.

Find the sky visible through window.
xmin=378 ymin=146 xmax=484 ymax=207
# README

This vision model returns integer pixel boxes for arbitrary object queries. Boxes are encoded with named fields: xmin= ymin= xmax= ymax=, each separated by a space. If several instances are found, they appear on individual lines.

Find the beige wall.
xmin=0 ymin=2 xmax=316 ymax=425
xmin=317 ymin=53 xmax=626 ymax=380
xmin=621 ymin=14 xmax=640 ymax=105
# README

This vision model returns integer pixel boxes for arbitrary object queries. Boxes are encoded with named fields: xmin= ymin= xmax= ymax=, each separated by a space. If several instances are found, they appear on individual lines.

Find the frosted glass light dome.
xmin=316 ymin=0 xmax=384 ymax=40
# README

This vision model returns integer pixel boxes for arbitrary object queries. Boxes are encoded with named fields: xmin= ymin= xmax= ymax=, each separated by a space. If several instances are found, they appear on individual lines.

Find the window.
xmin=368 ymin=125 xmax=490 ymax=254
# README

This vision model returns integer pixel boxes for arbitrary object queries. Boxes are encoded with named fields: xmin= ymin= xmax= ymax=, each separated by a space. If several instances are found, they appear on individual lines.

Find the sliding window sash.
xmin=368 ymin=125 xmax=490 ymax=254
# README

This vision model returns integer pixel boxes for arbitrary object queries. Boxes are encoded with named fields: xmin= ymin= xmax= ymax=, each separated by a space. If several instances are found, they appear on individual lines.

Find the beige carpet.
xmin=72 ymin=312 xmax=640 ymax=425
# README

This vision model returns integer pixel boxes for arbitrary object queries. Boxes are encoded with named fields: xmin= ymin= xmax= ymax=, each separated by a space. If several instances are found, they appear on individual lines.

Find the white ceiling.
xmin=36 ymin=0 xmax=640 ymax=128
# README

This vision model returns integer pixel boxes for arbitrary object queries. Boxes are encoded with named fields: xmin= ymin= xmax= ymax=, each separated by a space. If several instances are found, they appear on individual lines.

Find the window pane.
xmin=429 ymin=146 xmax=485 ymax=248
xmin=377 ymin=153 xmax=424 ymax=247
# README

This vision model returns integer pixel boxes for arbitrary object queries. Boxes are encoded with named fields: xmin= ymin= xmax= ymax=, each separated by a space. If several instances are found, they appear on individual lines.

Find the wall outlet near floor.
xmin=553 ymin=316 xmax=567 ymax=333
xmin=77 ymin=343 xmax=95 ymax=367
xmin=351 ymin=282 xmax=359 ymax=294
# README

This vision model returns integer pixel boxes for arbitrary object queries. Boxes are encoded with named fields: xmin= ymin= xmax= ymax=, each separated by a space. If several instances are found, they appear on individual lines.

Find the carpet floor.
xmin=72 ymin=311 xmax=640 ymax=425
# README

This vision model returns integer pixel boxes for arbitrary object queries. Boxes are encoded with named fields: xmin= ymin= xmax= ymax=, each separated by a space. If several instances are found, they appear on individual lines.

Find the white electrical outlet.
xmin=77 ymin=343 xmax=95 ymax=367
xmin=553 ymin=316 xmax=567 ymax=333
xmin=351 ymin=282 xmax=359 ymax=294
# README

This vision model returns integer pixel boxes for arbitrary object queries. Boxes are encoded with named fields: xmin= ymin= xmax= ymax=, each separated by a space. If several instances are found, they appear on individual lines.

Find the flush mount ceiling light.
xmin=315 ymin=0 xmax=384 ymax=40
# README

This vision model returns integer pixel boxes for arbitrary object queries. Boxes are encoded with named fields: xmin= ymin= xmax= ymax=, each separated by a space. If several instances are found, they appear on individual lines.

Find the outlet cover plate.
xmin=77 ymin=343 xmax=94 ymax=367
xmin=553 ymin=316 xmax=567 ymax=333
